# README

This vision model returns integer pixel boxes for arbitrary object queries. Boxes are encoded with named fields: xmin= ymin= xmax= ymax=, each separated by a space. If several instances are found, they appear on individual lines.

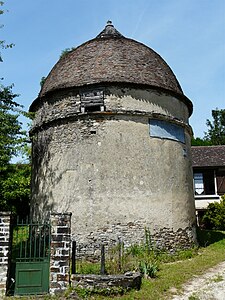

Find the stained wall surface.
xmin=30 ymin=86 xmax=197 ymax=254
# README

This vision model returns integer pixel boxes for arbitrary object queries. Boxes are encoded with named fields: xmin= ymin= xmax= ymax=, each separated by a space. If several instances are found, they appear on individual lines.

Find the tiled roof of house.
xmin=34 ymin=21 xmax=192 ymax=114
xmin=192 ymin=145 xmax=225 ymax=167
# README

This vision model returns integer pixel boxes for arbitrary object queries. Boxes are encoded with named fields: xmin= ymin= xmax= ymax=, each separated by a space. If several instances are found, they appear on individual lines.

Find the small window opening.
xmin=80 ymin=89 xmax=104 ymax=113
xmin=85 ymin=105 xmax=101 ymax=112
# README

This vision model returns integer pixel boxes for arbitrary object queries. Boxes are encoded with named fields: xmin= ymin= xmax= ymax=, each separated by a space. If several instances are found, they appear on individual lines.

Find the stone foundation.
xmin=73 ymin=224 xmax=197 ymax=259
xmin=152 ymin=226 xmax=197 ymax=251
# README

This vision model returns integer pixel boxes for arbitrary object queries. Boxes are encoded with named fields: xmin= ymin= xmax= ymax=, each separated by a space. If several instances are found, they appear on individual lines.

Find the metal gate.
xmin=12 ymin=217 xmax=51 ymax=295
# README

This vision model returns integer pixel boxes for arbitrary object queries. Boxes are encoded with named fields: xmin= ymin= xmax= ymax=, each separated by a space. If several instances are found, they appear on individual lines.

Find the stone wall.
xmin=71 ymin=273 xmax=142 ymax=294
xmin=50 ymin=213 xmax=72 ymax=294
xmin=74 ymin=225 xmax=197 ymax=259
xmin=0 ymin=213 xmax=10 ymax=295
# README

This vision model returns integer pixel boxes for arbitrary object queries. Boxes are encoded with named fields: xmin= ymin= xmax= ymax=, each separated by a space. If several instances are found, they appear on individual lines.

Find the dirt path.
xmin=171 ymin=261 xmax=225 ymax=300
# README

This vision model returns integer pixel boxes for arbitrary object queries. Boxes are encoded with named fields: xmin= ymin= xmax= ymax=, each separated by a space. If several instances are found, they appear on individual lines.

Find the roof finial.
xmin=96 ymin=21 xmax=124 ymax=39
xmin=107 ymin=20 xmax=112 ymax=26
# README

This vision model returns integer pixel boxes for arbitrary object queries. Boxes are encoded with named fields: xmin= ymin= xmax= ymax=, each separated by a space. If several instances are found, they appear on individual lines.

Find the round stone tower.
xmin=30 ymin=21 xmax=197 ymax=252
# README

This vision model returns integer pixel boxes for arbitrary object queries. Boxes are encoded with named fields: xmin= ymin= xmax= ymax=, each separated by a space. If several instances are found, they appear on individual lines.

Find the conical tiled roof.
xmin=37 ymin=22 xmax=192 ymax=113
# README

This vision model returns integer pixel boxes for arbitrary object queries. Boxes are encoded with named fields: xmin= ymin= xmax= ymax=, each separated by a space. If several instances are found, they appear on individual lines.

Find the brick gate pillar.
xmin=50 ymin=213 xmax=72 ymax=294
xmin=0 ymin=212 xmax=11 ymax=295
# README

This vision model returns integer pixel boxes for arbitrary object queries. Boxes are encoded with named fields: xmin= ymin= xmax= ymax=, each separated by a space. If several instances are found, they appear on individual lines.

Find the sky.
xmin=1 ymin=0 xmax=225 ymax=138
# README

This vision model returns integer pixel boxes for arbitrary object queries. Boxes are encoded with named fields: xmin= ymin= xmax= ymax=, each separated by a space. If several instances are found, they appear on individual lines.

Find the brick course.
xmin=50 ymin=213 xmax=71 ymax=294
xmin=0 ymin=213 xmax=10 ymax=295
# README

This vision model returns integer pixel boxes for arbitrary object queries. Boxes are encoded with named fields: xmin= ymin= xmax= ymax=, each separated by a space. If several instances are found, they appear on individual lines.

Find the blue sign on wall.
xmin=150 ymin=119 xmax=185 ymax=143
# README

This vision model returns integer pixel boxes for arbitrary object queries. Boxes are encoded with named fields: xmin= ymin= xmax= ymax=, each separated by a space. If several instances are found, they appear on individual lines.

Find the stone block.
xmin=57 ymin=274 xmax=70 ymax=282
xmin=57 ymin=227 xmax=70 ymax=234
xmin=50 ymin=281 xmax=61 ymax=288
xmin=50 ymin=266 xmax=60 ymax=273
xmin=51 ymin=241 xmax=64 ymax=248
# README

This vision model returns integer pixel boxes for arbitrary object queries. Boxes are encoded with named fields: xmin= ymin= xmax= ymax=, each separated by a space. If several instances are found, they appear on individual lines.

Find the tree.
xmin=191 ymin=108 xmax=225 ymax=146
xmin=204 ymin=109 xmax=225 ymax=145
xmin=0 ymin=84 xmax=31 ymax=214
xmin=0 ymin=2 xmax=14 ymax=62
xmin=0 ymin=85 xmax=26 ymax=167
xmin=0 ymin=2 xmax=31 ymax=214
xmin=191 ymin=137 xmax=212 ymax=146
xmin=0 ymin=163 xmax=30 ymax=215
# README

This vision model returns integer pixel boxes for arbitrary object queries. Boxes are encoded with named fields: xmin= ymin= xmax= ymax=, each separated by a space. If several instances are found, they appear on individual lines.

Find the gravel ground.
xmin=172 ymin=261 xmax=225 ymax=300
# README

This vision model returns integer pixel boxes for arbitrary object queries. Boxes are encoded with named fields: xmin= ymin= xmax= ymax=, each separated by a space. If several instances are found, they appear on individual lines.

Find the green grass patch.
xmin=188 ymin=294 xmax=200 ymax=300
xmin=76 ymin=260 xmax=101 ymax=275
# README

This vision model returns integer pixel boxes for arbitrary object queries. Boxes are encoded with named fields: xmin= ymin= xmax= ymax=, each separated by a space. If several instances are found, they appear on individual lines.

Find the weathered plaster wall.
xmin=31 ymin=86 xmax=190 ymax=130
xmin=31 ymin=85 xmax=196 ymax=254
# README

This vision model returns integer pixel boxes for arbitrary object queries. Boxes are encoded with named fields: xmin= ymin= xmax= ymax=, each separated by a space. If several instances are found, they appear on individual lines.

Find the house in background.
xmin=192 ymin=145 xmax=225 ymax=222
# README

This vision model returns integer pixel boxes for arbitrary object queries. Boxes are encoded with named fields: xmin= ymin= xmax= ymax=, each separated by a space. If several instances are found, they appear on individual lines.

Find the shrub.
xmin=202 ymin=195 xmax=225 ymax=230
